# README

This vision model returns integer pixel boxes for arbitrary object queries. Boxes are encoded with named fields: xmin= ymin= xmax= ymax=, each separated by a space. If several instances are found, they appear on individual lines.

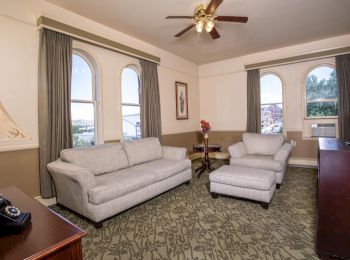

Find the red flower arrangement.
xmin=200 ymin=120 xmax=211 ymax=134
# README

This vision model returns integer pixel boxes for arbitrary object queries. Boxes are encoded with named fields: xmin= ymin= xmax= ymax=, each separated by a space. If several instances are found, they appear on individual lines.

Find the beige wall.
xmin=0 ymin=149 xmax=40 ymax=197
xmin=0 ymin=0 xmax=199 ymax=196
xmin=1 ymin=0 xmax=349 ymax=196
xmin=199 ymin=34 xmax=350 ymax=158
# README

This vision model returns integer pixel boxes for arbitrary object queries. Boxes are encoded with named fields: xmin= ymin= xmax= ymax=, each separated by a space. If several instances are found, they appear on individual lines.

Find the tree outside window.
xmin=305 ymin=66 xmax=338 ymax=118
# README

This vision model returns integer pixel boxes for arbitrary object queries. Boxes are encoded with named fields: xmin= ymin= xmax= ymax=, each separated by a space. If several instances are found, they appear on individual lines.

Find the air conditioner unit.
xmin=311 ymin=123 xmax=336 ymax=137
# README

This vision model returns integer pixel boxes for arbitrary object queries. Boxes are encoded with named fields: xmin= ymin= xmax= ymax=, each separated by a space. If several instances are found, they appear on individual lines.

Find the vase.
xmin=204 ymin=133 xmax=209 ymax=147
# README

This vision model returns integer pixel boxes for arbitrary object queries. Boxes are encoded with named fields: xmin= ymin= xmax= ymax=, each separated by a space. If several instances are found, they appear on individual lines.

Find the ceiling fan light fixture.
xmin=195 ymin=19 xmax=204 ymax=33
xmin=205 ymin=18 xmax=215 ymax=32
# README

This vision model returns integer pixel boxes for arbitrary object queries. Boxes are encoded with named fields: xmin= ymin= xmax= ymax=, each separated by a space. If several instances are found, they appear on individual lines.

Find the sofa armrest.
xmin=228 ymin=142 xmax=248 ymax=158
xmin=273 ymin=143 xmax=293 ymax=163
xmin=162 ymin=146 xmax=187 ymax=161
xmin=47 ymin=160 xmax=96 ymax=189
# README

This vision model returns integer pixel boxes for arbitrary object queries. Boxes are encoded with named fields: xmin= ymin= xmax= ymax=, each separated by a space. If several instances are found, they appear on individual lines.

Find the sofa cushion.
xmin=243 ymin=133 xmax=284 ymax=155
xmin=132 ymin=159 xmax=191 ymax=182
xmin=230 ymin=155 xmax=283 ymax=172
xmin=123 ymin=137 xmax=162 ymax=166
xmin=60 ymin=143 xmax=128 ymax=176
xmin=209 ymin=165 xmax=275 ymax=191
xmin=88 ymin=168 xmax=156 ymax=205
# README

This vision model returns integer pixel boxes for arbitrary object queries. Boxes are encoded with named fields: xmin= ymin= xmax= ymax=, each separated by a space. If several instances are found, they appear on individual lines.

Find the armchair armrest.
xmin=228 ymin=141 xmax=248 ymax=158
xmin=47 ymin=159 xmax=96 ymax=189
xmin=273 ymin=143 xmax=293 ymax=163
xmin=162 ymin=146 xmax=187 ymax=161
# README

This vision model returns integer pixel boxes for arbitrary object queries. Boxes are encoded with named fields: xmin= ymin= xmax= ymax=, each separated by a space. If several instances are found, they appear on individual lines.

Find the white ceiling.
xmin=46 ymin=0 xmax=350 ymax=64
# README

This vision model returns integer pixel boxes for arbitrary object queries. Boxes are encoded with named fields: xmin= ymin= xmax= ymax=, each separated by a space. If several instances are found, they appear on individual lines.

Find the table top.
xmin=193 ymin=144 xmax=221 ymax=152
xmin=0 ymin=186 xmax=86 ymax=260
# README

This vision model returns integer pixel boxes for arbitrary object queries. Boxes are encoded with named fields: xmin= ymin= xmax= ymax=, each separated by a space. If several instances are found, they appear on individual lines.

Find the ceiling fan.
xmin=166 ymin=0 xmax=248 ymax=40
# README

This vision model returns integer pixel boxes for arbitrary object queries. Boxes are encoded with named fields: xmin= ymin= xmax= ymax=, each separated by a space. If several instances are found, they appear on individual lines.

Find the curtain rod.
xmin=245 ymin=46 xmax=350 ymax=70
xmin=36 ymin=16 xmax=161 ymax=64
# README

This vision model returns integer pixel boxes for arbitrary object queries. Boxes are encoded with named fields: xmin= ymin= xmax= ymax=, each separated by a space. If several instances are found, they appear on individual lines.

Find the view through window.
xmin=260 ymin=74 xmax=283 ymax=134
xmin=305 ymin=66 xmax=338 ymax=118
xmin=122 ymin=67 xmax=141 ymax=140
xmin=71 ymin=53 xmax=96 ymax=147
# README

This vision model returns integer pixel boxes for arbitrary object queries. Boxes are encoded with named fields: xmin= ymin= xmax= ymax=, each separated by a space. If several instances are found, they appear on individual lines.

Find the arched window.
xmin=305 ymin=65 xmax=338 ymax=118
xmin=71 ymin=52 xmax=98 ymax=147
xmin=121 ymin=67 xmax=141 ymax=140
xmin=260 ymin=73 xmax=284 ymax=134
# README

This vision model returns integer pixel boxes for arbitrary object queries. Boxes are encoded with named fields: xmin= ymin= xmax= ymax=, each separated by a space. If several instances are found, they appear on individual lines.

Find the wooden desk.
xmin=0 ymin=186 xmax=86 ymax=260
xmin=193 ymin=144 xmax=221 ymax=178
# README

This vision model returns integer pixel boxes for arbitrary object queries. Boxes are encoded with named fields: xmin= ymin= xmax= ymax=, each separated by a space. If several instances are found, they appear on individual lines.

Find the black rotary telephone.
xmin=0 ymin=194 xmax=31 ymax=235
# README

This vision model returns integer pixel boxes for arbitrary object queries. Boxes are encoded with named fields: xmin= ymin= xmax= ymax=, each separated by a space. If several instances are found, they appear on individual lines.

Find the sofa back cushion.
xmin=60 ymin=143 xmax=128 ymax=176
xmin=242 ymin=133 xmax=284 ymax=156
xmin=123 ymin=137 xmax=162 ymax=166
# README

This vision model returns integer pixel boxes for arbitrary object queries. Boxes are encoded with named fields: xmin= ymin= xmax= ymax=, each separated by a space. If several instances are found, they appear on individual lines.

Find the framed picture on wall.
xmin=175 ymin=81 xmax=188 ymax=120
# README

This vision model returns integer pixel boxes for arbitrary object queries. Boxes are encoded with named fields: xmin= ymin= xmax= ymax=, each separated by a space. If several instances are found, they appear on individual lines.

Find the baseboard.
xmin=34 ymin=196 xmax=57 ymax=207
xmin=189 ymin=152 xmax=317 ymax=167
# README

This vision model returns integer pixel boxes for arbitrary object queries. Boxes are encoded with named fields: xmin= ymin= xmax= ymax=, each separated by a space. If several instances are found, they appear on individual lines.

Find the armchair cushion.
xmin=60 ymin=143 xmax=128 ymax=176
xmin=243 ymin=133 xmax=284 ymax=156
xmin=123 ymin=137 xmax=162 ymax=166
xmin=228 ymin=142 xmax=248 ymax=158
xmin=230 ymin=155 xmax=283 ymax=172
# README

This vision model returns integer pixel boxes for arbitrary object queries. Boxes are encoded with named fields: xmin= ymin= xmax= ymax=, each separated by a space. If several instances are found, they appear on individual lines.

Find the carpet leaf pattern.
xmin=51 ymin=159 xmax=318 ymax=260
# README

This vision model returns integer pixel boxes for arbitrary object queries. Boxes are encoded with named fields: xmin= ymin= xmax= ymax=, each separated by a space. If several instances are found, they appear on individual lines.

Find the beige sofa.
xmin=47 ymin=137 xmax=191 ymax=228
xmin=228 ymin=133 xmax=292 ymax=188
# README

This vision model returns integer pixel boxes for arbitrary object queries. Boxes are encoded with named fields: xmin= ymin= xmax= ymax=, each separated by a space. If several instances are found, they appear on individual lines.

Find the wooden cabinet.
xmin=317 ymin=138 xmax=350 ymax=259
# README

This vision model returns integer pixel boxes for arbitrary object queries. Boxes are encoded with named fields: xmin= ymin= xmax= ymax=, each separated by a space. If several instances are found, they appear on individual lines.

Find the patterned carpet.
xmin=51 ymin=159 xmax=318 ymax=260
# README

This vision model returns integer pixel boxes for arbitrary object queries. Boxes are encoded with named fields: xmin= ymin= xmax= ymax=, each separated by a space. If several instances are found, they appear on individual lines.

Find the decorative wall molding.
xmin=0 ymin=101 xmax=30 ymax=142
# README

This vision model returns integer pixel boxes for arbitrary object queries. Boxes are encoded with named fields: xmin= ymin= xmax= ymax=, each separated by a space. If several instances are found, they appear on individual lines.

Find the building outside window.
xmin=305 ymin=66 xmax=338 ymax=118
xmin=71 ymin=53 xmax=97 ymax=147
xmin=260 ymin=73 xmax=284 ymax=134
xmin=121 ymin=67 xmax=141 ymax=140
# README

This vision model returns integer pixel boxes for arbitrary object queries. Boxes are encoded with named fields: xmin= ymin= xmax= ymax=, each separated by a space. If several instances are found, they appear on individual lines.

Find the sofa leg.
xmin=185 ymin=180 xmax=191 ymax=185
xmin=211 ymin=192 xmax=219 ymax=199
xmin=93 ymin=221 xmax=103 ymax=229
xmin=276 ymin=184 xmax=281 ymax=189
xmin=261 ymin=202 xmax=269 ymax=209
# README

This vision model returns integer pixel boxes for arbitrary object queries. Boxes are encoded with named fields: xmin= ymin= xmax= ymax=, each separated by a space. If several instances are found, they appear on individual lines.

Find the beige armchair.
xmin=228 ymin=133 xmax=292 ymax=188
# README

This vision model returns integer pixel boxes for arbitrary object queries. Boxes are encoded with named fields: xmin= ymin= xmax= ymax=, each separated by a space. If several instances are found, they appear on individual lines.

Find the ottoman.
xmin=209 ymin=165 xmax=276 ymax=209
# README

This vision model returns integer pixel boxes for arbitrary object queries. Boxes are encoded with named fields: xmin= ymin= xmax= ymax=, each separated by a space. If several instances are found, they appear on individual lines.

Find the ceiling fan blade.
xmin=166 ymin=16 xmax=194 ymax=19
xmin=215 ymin=16 xmax=248 ymax=23
xmin=209 ymin=27 xmax=220 ymax=39
xmin=206 ymin=0 xmax=224 ymax=15
xmin=174 ymin=24 xmax=195 ymax=37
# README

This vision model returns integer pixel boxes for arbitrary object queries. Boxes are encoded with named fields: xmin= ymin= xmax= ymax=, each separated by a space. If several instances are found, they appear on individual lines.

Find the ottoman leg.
xmin=276 ymin=184 xmax=281 ymax=189
xmin=211 ymin=192 xmax=219 ymax=199
xmin=261 ymin=202 xmax=269 ymax=209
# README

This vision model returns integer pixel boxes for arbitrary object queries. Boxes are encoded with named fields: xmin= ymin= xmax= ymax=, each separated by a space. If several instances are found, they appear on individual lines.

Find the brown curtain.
xmin=246 ymin=69 xmax=261 ymax=133
xmin=38 ymin=29 xmax=73 ymax=198
xmin=336 ymin=54 xmax=350 ymax=140
xmin=139 ymin=59 xmax=162 ymax=139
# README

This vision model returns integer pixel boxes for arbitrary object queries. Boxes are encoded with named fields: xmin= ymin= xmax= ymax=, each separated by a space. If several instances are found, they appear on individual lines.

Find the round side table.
xmin=193 ymin=144 xmax=221 ymax=178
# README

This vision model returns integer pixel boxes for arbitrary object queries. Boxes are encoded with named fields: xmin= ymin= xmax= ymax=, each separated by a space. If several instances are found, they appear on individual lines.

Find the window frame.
xmin=121 ymin=64 xmax=141 ymax=141
xmin=71 ymin=50 xmax=99 ymax=146
xmin=303 ymin=63 xmax=338 ymax=120
xmin=260 ymin=71 xmax=286 ymax=135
